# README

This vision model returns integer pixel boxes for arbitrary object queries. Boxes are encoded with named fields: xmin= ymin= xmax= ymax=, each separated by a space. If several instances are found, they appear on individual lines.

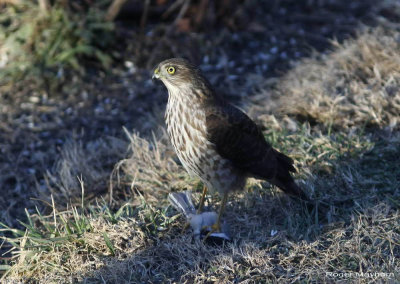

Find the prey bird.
xmin=153 ymin=58 xmax=308 ymax=235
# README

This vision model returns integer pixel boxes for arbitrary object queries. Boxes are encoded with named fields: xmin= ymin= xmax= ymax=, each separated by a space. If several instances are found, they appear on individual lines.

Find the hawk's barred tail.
xmin=271 ymin=175 xmax=309 ymax=201
xmin=269 ymin=149 xmax=309 ymax=201
xmin=270 ymin=173 xmax=318 ymax=215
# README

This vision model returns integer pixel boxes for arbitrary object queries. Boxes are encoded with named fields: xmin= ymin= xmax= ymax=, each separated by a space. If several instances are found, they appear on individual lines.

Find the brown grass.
xmin=110 ymin=128 xmax=199 ymax=205
xmin=42 ymin=137 xmax=127 ymax=205
xmin=251 ymin=28 xmax=400 ymax=132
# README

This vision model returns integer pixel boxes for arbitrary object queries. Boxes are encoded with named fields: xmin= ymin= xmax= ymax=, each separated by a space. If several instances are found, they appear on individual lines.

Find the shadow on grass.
xmin=79 ymin=130 xmax=399 ymax=283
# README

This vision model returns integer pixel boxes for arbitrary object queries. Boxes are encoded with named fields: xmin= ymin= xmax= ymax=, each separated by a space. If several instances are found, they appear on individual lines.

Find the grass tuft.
xmin=41 ymin=137 xmax=126 ymax=206
xmin=251 ymin=28 xmax=400 ymax=132
xmin=0 ymin=1 xmax=114 ymax=88
xmin=0 ymin=179 xmax=180 ymax=282
xmin=110 ymin=128 xmax=200 ymax=206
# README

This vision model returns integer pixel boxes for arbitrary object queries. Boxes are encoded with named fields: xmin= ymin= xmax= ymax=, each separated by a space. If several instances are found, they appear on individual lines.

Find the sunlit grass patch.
xmin=110 ymin=128 xmax=200 ymax=206
xmin=42 ymin=137 xmax=126 ymax=206
xmin=0 ymin=1 xmax=114 ymax=88
xmin=277 ymin=28 xmax=400 ymax=131
xmin=251 ymin=28 xmax=400 ymax=132
xmin=0 ymin=185 xmax=180 ymax=282
xmin=263 ymin=120 xmax=374 ymax=178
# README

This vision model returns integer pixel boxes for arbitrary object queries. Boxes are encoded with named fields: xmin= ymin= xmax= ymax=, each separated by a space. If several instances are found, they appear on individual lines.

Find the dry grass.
xmin=110 ymin=128 xmax=199 ymax=205
xmin=251 ymin=28 xmax=400 ymax=132
xmin=2 ymin=127 xmax=399 ymax=283
xmin=41 ymin=136 xmax=127 ymax=205
xmin=1 ymin=26 xmax=400 ymax=283
xmin=0 ymin=1 xmax=114 ymax=86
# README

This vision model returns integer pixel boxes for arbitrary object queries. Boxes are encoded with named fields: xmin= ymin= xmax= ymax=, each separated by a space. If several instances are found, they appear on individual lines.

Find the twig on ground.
xmin=38 ymin=0 xmax=50 ymax=13
xmin=106 ymin=0 xmax=128 ymax=21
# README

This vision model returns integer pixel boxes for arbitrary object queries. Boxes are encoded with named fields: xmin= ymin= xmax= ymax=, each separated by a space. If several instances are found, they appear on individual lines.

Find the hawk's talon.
xmin=181 ymin=222 xmax=190 ymax=233
xmin=203 ymin=221 xmax=222 ymax=241
xmin=211 ymin=222 xmax=222 ymax=232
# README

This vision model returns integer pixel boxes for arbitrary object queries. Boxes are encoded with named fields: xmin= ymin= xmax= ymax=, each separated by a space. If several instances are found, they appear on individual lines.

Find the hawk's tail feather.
xmin=270 ymin=173 xmax=321 ymax=216
xmin=275 ymin=150 xmax=296 ymax=173
xmin=270 ymin=149 xmax=308 ymax=200
xmin=271 ymin=175 xmax=309 ymax=201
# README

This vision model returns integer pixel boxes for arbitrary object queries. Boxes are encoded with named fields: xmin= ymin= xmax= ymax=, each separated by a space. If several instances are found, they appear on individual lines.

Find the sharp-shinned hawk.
xmin=153 ymin=58 xmax=308 ymax=234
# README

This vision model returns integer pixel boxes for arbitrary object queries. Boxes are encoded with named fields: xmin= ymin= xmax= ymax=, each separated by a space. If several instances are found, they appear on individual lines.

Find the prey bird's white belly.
xmin=165 ymin=93 xmax=245 ymax=194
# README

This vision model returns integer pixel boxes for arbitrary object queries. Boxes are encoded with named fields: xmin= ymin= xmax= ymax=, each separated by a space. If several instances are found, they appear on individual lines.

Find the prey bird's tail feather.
xmin=168 ymin=191 xmax=196 ymax=218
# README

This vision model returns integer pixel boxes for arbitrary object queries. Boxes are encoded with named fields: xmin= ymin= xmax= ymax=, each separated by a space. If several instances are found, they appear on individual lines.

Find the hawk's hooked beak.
xmin=152 ymin=67 xmax=161 ymax=80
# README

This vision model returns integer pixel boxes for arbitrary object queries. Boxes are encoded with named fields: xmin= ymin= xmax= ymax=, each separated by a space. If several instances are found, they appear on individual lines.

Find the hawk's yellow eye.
xmin=167 ymin=66 xmax=175 ymax=74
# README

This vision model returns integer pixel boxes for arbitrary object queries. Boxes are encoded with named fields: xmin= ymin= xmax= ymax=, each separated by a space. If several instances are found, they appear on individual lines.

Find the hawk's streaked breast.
xmin=165 ymin=87 xmax=246 ymax=194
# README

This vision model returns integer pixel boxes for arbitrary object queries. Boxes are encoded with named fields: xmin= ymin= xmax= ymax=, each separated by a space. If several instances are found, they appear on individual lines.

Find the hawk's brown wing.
xmin=205 ymin=101 xmax=308 ymax=199
xmin=205 ymin=102 xmax=295 ymax=180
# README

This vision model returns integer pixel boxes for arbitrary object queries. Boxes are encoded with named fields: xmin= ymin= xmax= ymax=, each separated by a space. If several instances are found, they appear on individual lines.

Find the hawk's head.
xmin=153 ymin=58 xmax=213 ymax=98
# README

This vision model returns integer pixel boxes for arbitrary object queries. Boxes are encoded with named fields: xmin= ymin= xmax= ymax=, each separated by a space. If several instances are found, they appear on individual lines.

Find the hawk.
xmin=153 ymin=58 xmax=308 ymax=234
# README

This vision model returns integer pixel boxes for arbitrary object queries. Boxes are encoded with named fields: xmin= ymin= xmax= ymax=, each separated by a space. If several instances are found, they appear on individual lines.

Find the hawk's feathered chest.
xmin=164 ymin=89 xmax=245 ymax=193
xmin=165 ymin=91 xmax=208 ymax=176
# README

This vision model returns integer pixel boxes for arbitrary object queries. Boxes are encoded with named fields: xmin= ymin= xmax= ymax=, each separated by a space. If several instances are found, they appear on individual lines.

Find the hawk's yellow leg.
xmin=197 ymin=185 xmax=208 ymax=213
xmin=204 ymin=191 xmax=228 ymax=240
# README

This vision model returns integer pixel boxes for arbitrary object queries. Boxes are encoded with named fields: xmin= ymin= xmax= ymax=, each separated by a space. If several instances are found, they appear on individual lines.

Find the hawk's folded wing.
xmin=205 ymin=102 xmax=295 ymax=180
